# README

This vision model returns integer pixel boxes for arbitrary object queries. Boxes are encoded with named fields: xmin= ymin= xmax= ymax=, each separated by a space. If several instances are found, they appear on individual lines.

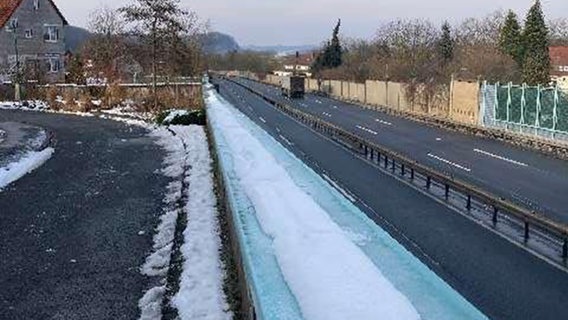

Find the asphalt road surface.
xmin=0 ymin=110 xmax=167 ymax=319
xmin=234 ymin=78 xmax=568 ymax=225
xmin=215 ymin=77 xmax=568 ymax=320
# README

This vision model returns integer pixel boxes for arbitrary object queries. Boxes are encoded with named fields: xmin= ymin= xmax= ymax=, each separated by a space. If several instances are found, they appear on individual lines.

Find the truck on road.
xmin=281 ymin=76 xmax=305 ymax=99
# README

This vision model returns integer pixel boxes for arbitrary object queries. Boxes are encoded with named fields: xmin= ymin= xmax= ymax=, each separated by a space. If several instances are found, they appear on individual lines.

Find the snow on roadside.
xmin=0 ymin=148 xmax=54 ymax=190
xmin=139 ymin=125 xmax=230 ymax=320
xmin=138 ymin=127 xmax=185 ymax=319
xmin=207 ymin=91 xmax=420 ymax=320
xmin=170 ymin=125 xmax=232 ymax=320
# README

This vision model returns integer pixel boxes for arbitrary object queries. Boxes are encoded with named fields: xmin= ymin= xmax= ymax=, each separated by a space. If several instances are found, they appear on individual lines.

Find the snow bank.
xmin=207 ymin=92 xmax=420 ymax=320
xmin=170 ymin=126 xmax=232 ymax=320
xmin=0 ymin=148 xmax=54 ymax=190
xmin=138 ymin=128 xmax=184 ymax=319
xmin=139 ymin=125 xmax=230 ymax=320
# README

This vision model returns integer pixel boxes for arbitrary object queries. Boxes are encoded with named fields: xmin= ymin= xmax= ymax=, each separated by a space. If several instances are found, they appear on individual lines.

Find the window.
xmin=9 ymin=18 xmax=18 ymax=30
xmin=44 ymin=26 xmax=59 ymax=42
xmin=34 ymin=0 xmax=40 ymax=10
xmin=46 ymin=57 xmax=61 ymax=73
xmin=25 ymin=29 xmax=33 ymax=38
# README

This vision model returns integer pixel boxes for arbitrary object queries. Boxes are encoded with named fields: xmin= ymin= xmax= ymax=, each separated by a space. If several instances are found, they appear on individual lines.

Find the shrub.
xmin=157 ymin=109 xmax=206 ymax=126
xmin=104 ymin=82 xmax=127 ymax=109
xmin=45 ymin=86 xmax=59 ymax=109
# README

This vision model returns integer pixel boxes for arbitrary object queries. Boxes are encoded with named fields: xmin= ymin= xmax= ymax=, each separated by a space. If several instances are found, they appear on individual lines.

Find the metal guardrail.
xmin=222 ymin=76 xmax=568 ymax=266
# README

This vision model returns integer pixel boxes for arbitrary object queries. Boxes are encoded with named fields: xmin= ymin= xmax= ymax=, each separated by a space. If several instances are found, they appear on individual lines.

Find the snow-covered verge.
xmin=0 ymin=100 xmax=49 ymax=111
xmin=207 ymin=90 xmax=420 ymax=319
xmin=138 ymin=125 xmax=230 ymax=320
xmin=138 ymin=128 xmax=184 ymax=320
xmin=0 ymin=148 xmax=54 ymax=190
xmin=170 ymin=126 xmax=232 ymax=320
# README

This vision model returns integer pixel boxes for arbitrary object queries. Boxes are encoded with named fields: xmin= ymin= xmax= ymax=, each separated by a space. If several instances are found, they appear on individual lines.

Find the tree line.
xmin=314 ymin=0 xmax=566 ymax=86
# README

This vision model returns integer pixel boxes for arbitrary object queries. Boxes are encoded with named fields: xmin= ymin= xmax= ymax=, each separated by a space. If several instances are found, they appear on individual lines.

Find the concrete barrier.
xmin=366 ymin=80 xmax=388 ymax=106
xmin=329 ymin=80 xmax=343 ymax=98
xmin=450 ymin=80 xmax=480 ymax=124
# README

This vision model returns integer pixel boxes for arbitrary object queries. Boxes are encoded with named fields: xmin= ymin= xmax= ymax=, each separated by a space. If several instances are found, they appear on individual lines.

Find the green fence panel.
xmin=540 ymin=89 xmax=556 ymax=130
xmin=524 ymin=87 xmax=539 ymax=126
xmin=557 ymin=91 xmax=568 ymax=132
xmin=496 ymin=86 xmax=509 ymax=121
xmin=510 ymin=86 xmax=523 ymax=123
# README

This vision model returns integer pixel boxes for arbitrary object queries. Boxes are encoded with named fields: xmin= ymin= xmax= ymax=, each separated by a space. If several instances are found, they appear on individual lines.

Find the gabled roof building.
xmin=0 ymin=0 xmax=68 ymax=83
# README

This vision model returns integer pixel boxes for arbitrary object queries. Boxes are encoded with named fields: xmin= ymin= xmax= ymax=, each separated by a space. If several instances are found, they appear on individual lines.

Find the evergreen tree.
xmin=438 ymin=21 xmax=454 ymax=65
xmin=328 ymin=19 xmax=343 ymax=68
xmin=312 ymin=19 xmax=343 ymax=71
xmin=499 ymin=10 xmax=524 ymax=67
xmin=522 ymin=0 xmax=550 ymax=85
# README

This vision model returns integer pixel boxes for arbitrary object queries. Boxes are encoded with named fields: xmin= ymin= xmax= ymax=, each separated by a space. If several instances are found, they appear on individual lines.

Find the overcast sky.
xmin=55 ymin=0 xmax=567 ymax=46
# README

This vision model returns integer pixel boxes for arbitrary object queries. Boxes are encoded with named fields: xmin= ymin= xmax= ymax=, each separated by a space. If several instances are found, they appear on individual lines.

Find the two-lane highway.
xmin=214 ymin=77 xmax=568 ymax=320
xmin=234 ymin=78 xmax=568 ymax=224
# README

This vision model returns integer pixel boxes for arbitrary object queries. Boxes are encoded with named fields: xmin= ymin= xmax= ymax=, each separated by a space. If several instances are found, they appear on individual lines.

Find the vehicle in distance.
xmin=281 ymin=76 xmax=305 ymax=99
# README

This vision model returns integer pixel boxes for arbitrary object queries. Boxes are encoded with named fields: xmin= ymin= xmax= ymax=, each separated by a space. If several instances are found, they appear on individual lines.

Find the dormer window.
xmin=44 ymin=25 xmax=59 ymax=42
xmin=10 ymin=18 xmax=18 ymax=29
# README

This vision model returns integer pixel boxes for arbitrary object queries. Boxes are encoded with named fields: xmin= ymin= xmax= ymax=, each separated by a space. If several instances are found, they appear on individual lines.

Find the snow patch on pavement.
xmin=170 ymin=125 xmax=232 ymax=320
xmin=0 ymin=148 xmax=54 ymax=190
xmin=207 ymin=91 xmax=420 ymax=320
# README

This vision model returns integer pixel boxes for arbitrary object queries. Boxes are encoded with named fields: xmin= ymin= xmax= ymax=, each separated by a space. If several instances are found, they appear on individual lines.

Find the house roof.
xmin=550 ymin=46 xmax=568 ymax=66
xmin=0 ymin=0 xmax=68 ymax=28
xmin=283 ymin=52 xmax=315 ymax=66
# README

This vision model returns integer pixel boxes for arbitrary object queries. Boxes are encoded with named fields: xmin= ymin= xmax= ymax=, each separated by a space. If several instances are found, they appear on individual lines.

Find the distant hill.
xmin=244 ymin=44 xmax=318 ymax=56
xmin=200 ymin=32 xmax=240 ymax=54
xmin=66 ymin=26 xmax=93 ymax=53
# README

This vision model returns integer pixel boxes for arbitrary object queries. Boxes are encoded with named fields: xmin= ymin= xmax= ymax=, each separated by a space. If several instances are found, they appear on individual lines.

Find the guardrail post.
xmin=391 ymin=160 xmax=396 ymax=172
xmin=410 ymin=168 xmax=415 ymax=180
xmin=401 ymin=164 xmax=406 ymax=176
xmin=492 ymin=207 xmax=499 ymax=225
xmin=466 ymin=195 xmax=472 ymax=210
xmin=563 ymin=237 xmax=567 ymax=260
xmin=524 ymin=222 xmax=530 ymax=242
xmin=426 ymin=176 xmax=432 ymax=189
xmin=445 ymin=184 xmax=450 ymax=199
xmin=384 ymin=156 xmax=388 ymax=169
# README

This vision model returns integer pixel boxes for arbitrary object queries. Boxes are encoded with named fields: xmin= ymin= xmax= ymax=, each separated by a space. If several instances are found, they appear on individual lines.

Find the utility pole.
xmin=10 ymin=19 xmax=21 ymax=101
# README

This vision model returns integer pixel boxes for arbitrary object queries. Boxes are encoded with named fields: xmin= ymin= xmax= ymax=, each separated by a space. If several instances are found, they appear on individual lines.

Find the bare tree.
xmin=120 ymin=0 xmax=188 ymax=109
xmin=373 ymin=19 xmax=440 ymax=82
xmin=83 ymin=6 xmax=127 ymax=82
xmin=549 ymin=18 xmax=568 ymax=46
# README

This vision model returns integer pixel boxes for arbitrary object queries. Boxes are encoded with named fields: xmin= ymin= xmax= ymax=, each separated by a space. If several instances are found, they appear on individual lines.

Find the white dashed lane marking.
xmin=356 ymin=125 xmax=378 ymax=135
xmin=427 ymin=153 xmax=472 ymax=172
xmin=375 ymin=119 xmax=393 ymax=126
xmin=473 ymin=149 xmax=529 ymax=167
